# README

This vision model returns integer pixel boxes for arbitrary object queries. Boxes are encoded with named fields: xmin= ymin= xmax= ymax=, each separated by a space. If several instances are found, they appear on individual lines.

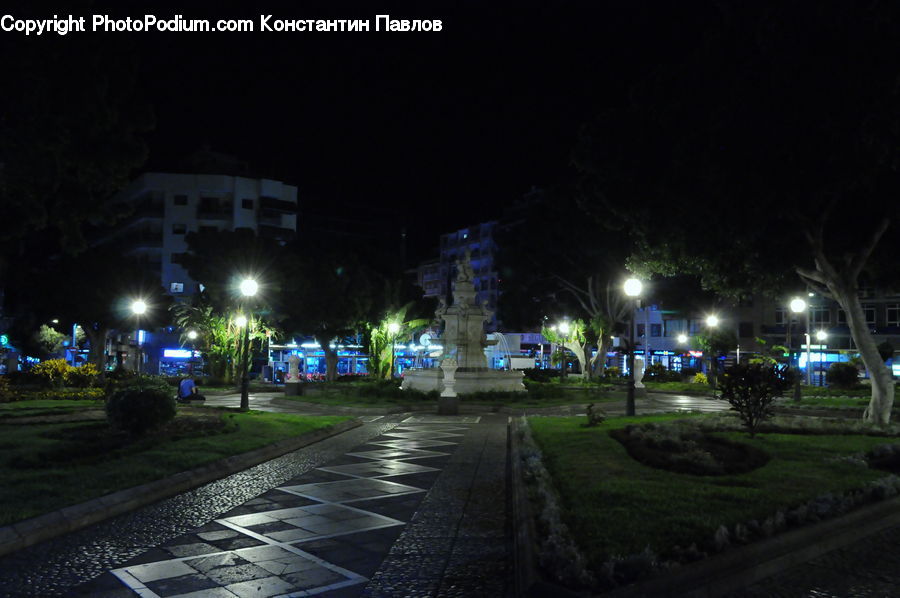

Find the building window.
xmin=173 ymin=194 xmax=188 ymax=206
xmin=837 ymin=309 xmax=846 ymax=324
xmin=170 ymin=282 xmax=184 ymax=294
xmin=887 ymin=304 xmax=900 ymax=327
xmin=242 ymin=198 xmax=254 ymax=209
xmin=739 ymin=322 xmax=754 ymax=338
xmin=637 ymin=324 xmax=646 ymax=337
xmin=199 ymin=225 xmax=218 ymax=234
xmin=810 ymin=306 xmax=831 ymax=325
xmin=172 ymin=223 xmax=186 ymax=234
xmin=650 ymin=323 xmax=661 ymax=337
xmin=774 ymin=308 xmax=786 ymax=326
xmin=864 ymin=304 xmax=876 ymax=325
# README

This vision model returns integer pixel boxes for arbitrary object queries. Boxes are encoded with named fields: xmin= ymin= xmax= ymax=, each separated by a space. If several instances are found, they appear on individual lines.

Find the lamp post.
xmin=816 ymin=329 xmax=828 ymax=387
xmin=623 ymin=278 xmax=643 ymax=416
xmin=387 ymin=321 xmax=400 ymax=379
xmin=705 ymin=315 xmax=719 ymax=393
xmin=558 ymin=320 xmax=570 ymax=379
xmin=789 ymin=297 xmax=807 ymax=401
xmin=130 ymin=299 xmax=147 ymax=374
xmin=238 ymin=278 xmax=258 ymax=411
xmin=187 ymin=330 xmax=198 ymax=375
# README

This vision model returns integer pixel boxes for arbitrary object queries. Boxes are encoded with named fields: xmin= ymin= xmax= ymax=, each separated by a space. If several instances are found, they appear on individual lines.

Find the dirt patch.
xmin=610 ymin=422 xmax=770 ymax=476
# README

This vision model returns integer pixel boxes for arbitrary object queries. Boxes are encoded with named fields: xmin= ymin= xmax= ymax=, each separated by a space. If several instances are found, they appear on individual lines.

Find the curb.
xmin=0 ymin=418 xmax=362 ymax=558
xmin=509 ymin=417 xmax=586 ymax=598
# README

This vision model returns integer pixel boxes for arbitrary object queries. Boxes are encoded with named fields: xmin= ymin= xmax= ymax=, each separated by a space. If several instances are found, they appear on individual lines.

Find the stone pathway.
xmin=730 ymin=524 xmax=900 ymax=597
xmin=57 ymin=413 xmax=509 ymax=598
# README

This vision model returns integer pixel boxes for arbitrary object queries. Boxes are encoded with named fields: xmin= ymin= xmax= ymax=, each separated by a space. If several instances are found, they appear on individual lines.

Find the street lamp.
xmin=187 ymin=330 xmax=198 ymax=375
xmin=789 ymin=297 xmax=807 ymax=400
xmin=623 ymin=277 xmax=643 ymax=416
xmin=704 ymin=315 xmax=719 ymax=391
xmin=816 ymin=329 xmax=828 ymax=386
xmin=677 ymin=333 xmax=688 ymax=345
xmin=238 ymin=278 xmax=258 ymax=411
xmin=388 ymin=321 xmax=401 ymax=379
xmin=130 ymin=299 xmax=147 ymax=373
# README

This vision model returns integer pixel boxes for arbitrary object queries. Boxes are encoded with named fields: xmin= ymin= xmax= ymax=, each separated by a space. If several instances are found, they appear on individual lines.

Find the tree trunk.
xmin=565 ymin=341 xmax=588 ymax=380
xmin=592 ymin=335 xmax=610 ymax=378
xmin=835 ymin=288 xmax=895 ymax=424
xmin=707 ymin=356 xmax=718 ymax=389
xmin=318 ymin=337 xmax=339 ymax=381
xmin=83 ymin=326 xmax=109 ymax=370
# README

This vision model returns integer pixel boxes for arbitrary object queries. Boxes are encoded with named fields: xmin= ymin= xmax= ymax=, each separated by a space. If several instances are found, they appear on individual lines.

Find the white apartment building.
xmin=103 ymin=172 xmax=298 ymax=295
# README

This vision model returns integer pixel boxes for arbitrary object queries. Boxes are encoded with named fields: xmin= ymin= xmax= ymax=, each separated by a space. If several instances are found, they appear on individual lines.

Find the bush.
xmin=104 ymin=373 xmax=172 ymax=400
xmin=523 ymin=368 xmax=562 ymax=383
xmin=644 ymin=363 xmax=680 ymax=382
xmin=105 ymin=378 xmax=177 ymax=435
xmin=32 ymin=359 xmax=71 ymax=387
xmin=64 ymin=363 xmax=101 ymax=388
xmin=680 ymin=367 xmax=699 ymax=379
xmin=0 ymin=376 xmax=11 ymax=402
xmin=604 ymin=366 xmax=621 ymax=379
xmin=717 ymin=363 xmax=791 ymax=437
xmin=691 ymin=372 xmax=708 ymax=385
xmin=826 ymin=362 xmax=860 ymax=389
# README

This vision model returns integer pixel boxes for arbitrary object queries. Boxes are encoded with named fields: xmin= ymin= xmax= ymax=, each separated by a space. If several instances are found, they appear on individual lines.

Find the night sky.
xmin=65 ymin=0 xmax=713 ymax=255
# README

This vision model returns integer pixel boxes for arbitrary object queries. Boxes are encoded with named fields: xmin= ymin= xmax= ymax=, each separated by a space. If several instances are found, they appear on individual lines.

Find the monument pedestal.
xmin=438 ymin=396 xmax=459 ymax=415
xmin=284 ymin=382 xmax=303 ymax=396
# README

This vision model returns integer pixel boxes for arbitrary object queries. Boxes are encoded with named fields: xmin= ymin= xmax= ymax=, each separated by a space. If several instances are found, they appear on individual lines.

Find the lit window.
xmin=170 ymin=282 xmax=184 ymax=293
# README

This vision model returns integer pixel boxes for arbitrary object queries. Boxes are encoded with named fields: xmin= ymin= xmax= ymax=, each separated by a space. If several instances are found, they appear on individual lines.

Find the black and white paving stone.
xmin=50 ymin=414 xmax=511 ymax=598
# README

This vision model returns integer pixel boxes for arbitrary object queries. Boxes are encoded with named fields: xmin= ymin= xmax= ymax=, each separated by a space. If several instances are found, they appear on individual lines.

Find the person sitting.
xmin=178 ymin=377 xmax=206 ymax=402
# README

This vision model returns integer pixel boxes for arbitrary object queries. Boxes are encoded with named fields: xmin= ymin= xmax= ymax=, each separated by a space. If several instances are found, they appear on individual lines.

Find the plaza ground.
xmin=0 ymin=391 xmax=898 ymax=596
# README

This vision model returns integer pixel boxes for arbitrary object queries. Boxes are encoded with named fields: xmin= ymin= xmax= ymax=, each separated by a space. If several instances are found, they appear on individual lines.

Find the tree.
xmin=695 ymin=328 xmax=738 ymax=390
xmin=541 ymin=319 xmax=593 ymax=380
xmin=496 ymin=189 xmax=634 ymax=378
xmin=718 ymin=363 xmax=791 ymax=438
xmin=367 ymin=304 xmax=430 ymax=380
xmin=574 ymin=1 xmax=900 ymax=423
xmin=5 ymin=247 xmax=169 ymax=369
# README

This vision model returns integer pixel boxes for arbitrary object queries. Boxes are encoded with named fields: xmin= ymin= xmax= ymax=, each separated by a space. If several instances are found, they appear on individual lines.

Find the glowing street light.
xmin=187 ymin=330 xmax=199 ymax=340
xmin=815 ymin=329 xmax=828 ymax=386
xmin=240 ymin=278 xmax=259 ymax=297
xmin=677 ymin=333 xmax=688 ymax=345
xmin=790 ymin=297 xmax=807 ymax=314
xmin=816 ymin=329 xmax=828 ymax=342
xmin=623 ymin=277 xmax=643 ymax=416
xmin=234 ymin=314 xmax=248 ymax=328
xmin=130 ymin=299 xmax=148 ymax=373
xmin=705 ymin=314 xmax=719 ymax=328
xmin=131 ymin=299 xmax=147 ymax=315
xmin=557 ymin=320 xmax=571 ymax=378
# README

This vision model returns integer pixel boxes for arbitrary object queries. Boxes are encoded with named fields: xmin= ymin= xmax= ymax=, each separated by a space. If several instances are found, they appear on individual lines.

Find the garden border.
xmin=0 ymin=418 xmax=361 ymax=558
xmin=510 ymin=416 xmax=900 ymax=597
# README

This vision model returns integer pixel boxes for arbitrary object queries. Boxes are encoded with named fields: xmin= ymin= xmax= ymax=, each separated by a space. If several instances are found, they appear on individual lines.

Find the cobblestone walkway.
xmin=731 ymin=524 xmax=900 ymax=597
xmin=22 ymin=413 xmax=511 ymax=598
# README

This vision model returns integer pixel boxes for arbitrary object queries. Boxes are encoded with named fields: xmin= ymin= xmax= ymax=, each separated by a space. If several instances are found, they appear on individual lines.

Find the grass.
xmin=0 ymin=410 xmax=350 ymax=526
xmin=282 ymin=390 xmax=623 ymax=409
xmin=528 ymin=414 xmax=891 ymax=572
xmin=778 ymin=396 xmax=870 ymax=408
xmin=0 ymin=399 xmax=103 ymax=418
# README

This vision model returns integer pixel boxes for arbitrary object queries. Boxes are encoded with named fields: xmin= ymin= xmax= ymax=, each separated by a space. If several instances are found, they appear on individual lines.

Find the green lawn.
xmin=0 ymin=399 xmax=104 ymax=418
xmin=0 ymin=411 xmax=350 ymax=526
xmin=528 ymin=415 xmax=890 ymax=574
xmin=777 ymin=396 xmax=870 ymax=408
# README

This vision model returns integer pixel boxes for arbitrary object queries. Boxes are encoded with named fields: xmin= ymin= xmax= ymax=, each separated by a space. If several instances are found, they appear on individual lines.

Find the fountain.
xmin=401 ymin=251 xmax=526 ymax=410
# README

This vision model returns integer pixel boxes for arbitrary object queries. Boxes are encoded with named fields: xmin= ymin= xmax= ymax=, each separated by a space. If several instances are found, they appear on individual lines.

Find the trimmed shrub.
xmin=0 ymin=376 xmax=11 ymax=403
xmin=826 ymin=362 xmax=860 ymax=389
xmin=523 ymin=368 xmax=562 ymax=383
xmin=64 ymin=363 xmax=101 ymax=388
xmin=604 ymin=366 xmax=621 ymax=379
xmin=32 ymin=359 xmax=71 ymax=387
xmin=105 ymin=378 xmax=177 ymax=435
xmin=717 ymin=363 xmax=790 ymax=437
xmin=644 ymin=363 xmax=681 ymax=382
xmin=691 ymin=372 xmax=708 ymax=385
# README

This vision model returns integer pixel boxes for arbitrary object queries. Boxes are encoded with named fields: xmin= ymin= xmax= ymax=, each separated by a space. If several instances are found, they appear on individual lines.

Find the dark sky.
xmin=7 ymin=1 xmax=718 ymax=256
xmin=114 ymin=1 xmax=714 ymax=254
